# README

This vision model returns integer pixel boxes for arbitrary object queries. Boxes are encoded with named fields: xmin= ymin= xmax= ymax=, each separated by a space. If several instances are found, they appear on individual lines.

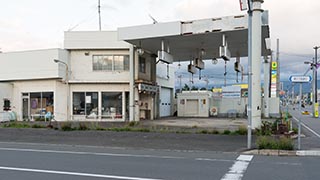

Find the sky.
xmin=1 ymin=0 xmax=320 ymax=88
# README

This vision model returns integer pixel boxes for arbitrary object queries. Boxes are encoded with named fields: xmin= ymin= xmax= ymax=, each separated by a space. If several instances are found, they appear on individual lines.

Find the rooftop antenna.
xmin=98 ymin=0 xmax=101 ymax=31
xmin=148 ymin=14 xmax=158 ymax=24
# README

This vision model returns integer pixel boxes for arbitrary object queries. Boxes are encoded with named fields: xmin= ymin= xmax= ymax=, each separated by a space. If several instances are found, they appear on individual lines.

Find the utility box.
xmin=177 ymin=91 xmax=213 ymax=117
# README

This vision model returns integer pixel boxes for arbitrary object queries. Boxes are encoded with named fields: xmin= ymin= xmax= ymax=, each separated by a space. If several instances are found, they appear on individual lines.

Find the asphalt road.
xmin=0 ymin=142 xmax=319 ymax=180
xmin=285 ymin=104 xmax=320 ymax=149
xmin=0 ymin=128 xmax=249 ymax=152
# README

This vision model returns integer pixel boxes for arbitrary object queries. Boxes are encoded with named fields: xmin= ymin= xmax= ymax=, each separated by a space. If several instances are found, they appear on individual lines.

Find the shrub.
xmin=255 ymin=121 xmax=273 ymax=136
xmin=211 ymin=130 xmax=220 ymax=134
xmin=223 ymin=130 xmax=231 ymax=135
xmin=256 ymin=136 xmax=294 ymax=150
xmin=278 ymin=137 xmax=294 ymax=150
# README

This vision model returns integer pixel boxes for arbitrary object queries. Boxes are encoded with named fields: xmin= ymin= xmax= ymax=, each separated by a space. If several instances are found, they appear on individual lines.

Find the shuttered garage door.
xmin=160 ymin=87 xmax=172 ymax=117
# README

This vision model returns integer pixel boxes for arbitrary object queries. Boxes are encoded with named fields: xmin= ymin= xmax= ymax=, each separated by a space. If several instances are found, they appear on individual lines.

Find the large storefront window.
xmin=102 ymin=92 xmax=123 ymax=119
xmin=73 ymin=92 xmax=98 ymax=117
xmin=27 ymin=92 xmax=54 ymax=120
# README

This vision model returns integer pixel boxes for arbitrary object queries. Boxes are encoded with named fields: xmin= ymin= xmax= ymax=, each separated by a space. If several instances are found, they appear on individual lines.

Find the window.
xmin=28 ymin=92 xmax=54 ymax=119
xmin=93 ymin=55 xmax=129 ymax=71
xmin=73 ymin=92 xmax=98 ymax=116
xmin=139 ymin=57 xmax=146 ymax=73
xmin=101 ymin=92 xmax=123 ymax=119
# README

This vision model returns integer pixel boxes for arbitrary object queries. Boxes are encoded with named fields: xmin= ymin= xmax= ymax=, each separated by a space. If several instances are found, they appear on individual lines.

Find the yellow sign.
xmin=315 ymin=103 xmax=319 ymax=118
xmin=272 ymin=62 xmax=277 ymax=70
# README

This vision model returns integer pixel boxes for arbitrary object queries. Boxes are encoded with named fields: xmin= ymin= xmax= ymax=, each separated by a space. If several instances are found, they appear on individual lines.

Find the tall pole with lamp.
xmin=313 ymin=46 xmax=319 ymax=118
xmin=54 ymin=59 xmax=70 ymax=121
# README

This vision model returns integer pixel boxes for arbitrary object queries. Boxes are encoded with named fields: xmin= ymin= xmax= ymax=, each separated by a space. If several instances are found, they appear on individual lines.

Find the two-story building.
xmin=0 ymin=31 xmax=174 ymax=122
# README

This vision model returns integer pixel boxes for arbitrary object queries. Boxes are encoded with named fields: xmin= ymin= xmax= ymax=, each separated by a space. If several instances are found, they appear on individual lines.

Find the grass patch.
xmin=127 ymin=121 xmax=139 ymax=127
xmin=256 ymin=136 xmax=294 ymax=150
xmin=2 ymin=122 xmax=31 ymax=128
xmin=234 ymin=126 xmax=247 ymax=135
xmin=31 ymin=124 xmax=46 ymax=128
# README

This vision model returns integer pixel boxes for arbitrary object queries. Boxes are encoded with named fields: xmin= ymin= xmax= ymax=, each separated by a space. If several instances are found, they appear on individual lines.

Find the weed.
xmin=278 ymin=137 xmax=294 ymax=150
xmin=211 ymin=130 xmax=220 ymax=134
xmin=78 ymin=123 xmax=89 ymax=130
xmin=128 ymin=121 xmax=139 ymax=127
xmin=31 ymin=124 xmax=46 ymax=128
xmin=60 ymin=122 xmax=74 ymax=131
xmin=223 ymin=130 xmax=231 ymax=135
xmin=199 ymin=130 xmax=209 ymax=134
xmin=2 ymin=122 xmax=31 ymax=128
xmin=256 ymin=136 xmax=294 ymax=150
xmin=191 ymin=125 xmax=198 ymax=129
xmin=235 ymin=125 xmax=247 ymax=135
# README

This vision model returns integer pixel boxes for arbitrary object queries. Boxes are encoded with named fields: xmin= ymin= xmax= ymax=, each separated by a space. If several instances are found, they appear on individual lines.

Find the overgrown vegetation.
xmin=2 ymin=122 xmax=31 ymax=128
xmin=256 ymin=136 xmax=294 ymax=150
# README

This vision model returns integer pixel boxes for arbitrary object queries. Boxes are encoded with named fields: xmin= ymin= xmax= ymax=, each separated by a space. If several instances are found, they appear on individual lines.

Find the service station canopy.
xmin=118 ymin=11 xmax=271 ymax=62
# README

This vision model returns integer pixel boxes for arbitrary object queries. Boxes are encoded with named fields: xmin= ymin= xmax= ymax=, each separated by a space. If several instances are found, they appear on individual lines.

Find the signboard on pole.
xmin=239 ymin=0 xmax=248 ymax=11
xmin=289 ymin=75 xmax=312 ymax=83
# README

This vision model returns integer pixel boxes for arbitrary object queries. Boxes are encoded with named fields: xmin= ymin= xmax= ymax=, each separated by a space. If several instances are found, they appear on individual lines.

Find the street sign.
xmin=289 ymin=75 xmax=312 ymax=83
xmin=272 ymin=62 xmax=277 ymax=70
xmin=239 ymin=0 xmax=248 ymax=11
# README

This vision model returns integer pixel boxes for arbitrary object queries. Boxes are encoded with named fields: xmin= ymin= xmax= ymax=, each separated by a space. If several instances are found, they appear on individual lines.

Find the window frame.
xmin=92 ymin=54 xmax=129 ymax=72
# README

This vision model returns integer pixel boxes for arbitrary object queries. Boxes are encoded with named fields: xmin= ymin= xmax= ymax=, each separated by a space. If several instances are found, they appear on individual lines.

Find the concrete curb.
xmin=243 ymin=149 xmax=320 ymax=156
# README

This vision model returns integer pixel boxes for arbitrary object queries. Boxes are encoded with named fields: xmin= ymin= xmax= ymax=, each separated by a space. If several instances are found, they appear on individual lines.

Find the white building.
xmin=0 ymin=31 xmax=174 ymax=121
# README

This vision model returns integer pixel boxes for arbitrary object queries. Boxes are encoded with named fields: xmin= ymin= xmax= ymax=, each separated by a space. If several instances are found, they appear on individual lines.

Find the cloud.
xmin=172 ymin=0 xmax=241 ymax=21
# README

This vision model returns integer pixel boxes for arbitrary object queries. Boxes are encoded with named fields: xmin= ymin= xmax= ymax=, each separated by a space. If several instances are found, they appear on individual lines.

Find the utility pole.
xmin=98 ymin=0 xmax=101 ymax=31
xmin=313 ymin=46 xmax=319 ymax=117
xmin=250 ymin=0 xmax=263 ymax=129
xmin=247 ymin=0 xmax=253 ymax=149
xmin=178 ymin=75 xmax=182 ymax=92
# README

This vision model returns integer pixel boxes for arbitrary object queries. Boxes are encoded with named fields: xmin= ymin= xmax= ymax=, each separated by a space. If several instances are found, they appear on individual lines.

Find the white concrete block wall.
xmin=64 ymin=31 xmax=130 ymax=50
xmin=69 ymin=50 xmax=130 ymax=83
xmin=0 ymin=49 xmax=68 ymax=81
xmin=54 ymin=81 xmax=68 ymax=121
xmin=0 ymin=83 xmax=13 ymax=110
xmin=11 ymin=80 xmax=58 ymax=120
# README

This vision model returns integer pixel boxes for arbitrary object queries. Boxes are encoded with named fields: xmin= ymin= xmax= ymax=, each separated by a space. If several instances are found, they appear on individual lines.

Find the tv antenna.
xmin=98 ymin=0 xmax=101 ymax=31
xmin=148 ymin=14 xmax=158 ymax=24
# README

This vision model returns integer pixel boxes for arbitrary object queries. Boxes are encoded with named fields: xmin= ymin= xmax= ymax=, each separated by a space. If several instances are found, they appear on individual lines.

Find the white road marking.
xmin=0 ymin=147 xmax=237 ymax=163
xmin=0 ymin=147 xmax=184 ymax=160
xmin=0 ymin=166 xmax=162 ymax=180
xmin=220 ymin=155 xmax=253 ymax=180
xmin=292 ymin=116 xmax=320 ymax=138
xmin=195 ymin=158 xmax=234 ymax=162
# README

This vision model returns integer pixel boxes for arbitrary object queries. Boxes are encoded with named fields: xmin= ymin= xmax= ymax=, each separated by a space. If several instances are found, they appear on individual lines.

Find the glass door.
xmin=22 ymin=97 xmax=29 ymax=120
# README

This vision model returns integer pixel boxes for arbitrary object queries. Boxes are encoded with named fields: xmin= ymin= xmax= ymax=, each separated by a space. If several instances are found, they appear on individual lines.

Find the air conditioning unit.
xmin=157 ymin=50 xmax=173 ymax=64
xmin=219 ymin=46 xmax=231 ymax=61
xmin=188 ymin=64 xmax=197 ymax=74
xmin=194 ymin=58 xmax=204 ymax=69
